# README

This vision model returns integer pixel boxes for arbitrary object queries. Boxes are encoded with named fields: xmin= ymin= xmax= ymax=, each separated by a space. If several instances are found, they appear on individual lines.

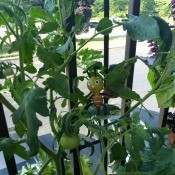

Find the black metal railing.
xmin=0 ymin=0 xmax=169 ymax=174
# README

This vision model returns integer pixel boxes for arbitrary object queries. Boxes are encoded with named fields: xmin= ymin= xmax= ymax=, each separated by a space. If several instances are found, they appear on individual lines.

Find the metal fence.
xmin=0 ymin=0 xmax=169 ymax=174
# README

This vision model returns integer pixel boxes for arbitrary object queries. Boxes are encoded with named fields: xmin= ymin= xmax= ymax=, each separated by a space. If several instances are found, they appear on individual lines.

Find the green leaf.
xmin=24 ymin=65 xmax=37 ymax=74
xmin=10 ymin=79 xmax=33 ymax=104
xmin=13 ymin=143 xmax=29 ymax=160
xmin=123 ymin=14 xmax=160 ymax=41
xmin=55 ymin=37 xmax=72 ymax=54
xmin=155 ymin=76 xmax=175 ymax=108
xmin=112 ymin=85 xmax=140 ymax=101
xmin=44 ymin=0 xmax=56 ymax=12
xmin=62 ymin=0 xmax=74 ymax=19
xmin=15 ymin=122 xmax=26 ymax=138
xmin=77 ymin=48 xmax=103 ymax=69
xmin=96 ymin=17 xmax=113 ymax=35
xmin=0 ymin=2 xmax=23 ymax=34
xmin=147 ymin=126 xmax=165 ymax=154
xmin=131 ymin=113 xmax=140 ymax=124
xmin=40 ymin=21 xmax=59 ymax=34
xmin=80 ymin=155 xmax=93 ymax=175
xmin=152 ymin=16 xmax=173 ymax=64
xmin=125 ymin=161 xmax=138 ymax=173
xmin=0 ymin=138 xmax=29 ymax=160
xmin=29 ymin=6 xmax=54 ymax=22
xmin=83 ymin=139 xmax=95 ymax=156
xmin=0 ymin=138 xmax=15 ymax=160
xmin=131 ymin=127 xmax=147 ymax=152
xmin=12 ymin=88 xmax=49 ymax=156
xmin=43 ymin=74 xmax=69 ymax=98
xmin=110 ymin=142 xmax=127 ymax=162
xmin=37 ymin=46 xmax=64 ymax=72
xmin=21 ymin=31 xmax=36 ymax=64
xmin=155 ymin=148 xmax=173 ymax=172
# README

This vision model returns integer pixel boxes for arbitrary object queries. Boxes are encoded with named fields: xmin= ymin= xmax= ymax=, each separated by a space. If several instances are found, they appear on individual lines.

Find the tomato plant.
xmin=3 ymin=67 xmax=14 ymax=76
xmin=60 ymin=134 xmax=81 ymax=150
xmin=0 ymin=0 xmax=174 ymax=175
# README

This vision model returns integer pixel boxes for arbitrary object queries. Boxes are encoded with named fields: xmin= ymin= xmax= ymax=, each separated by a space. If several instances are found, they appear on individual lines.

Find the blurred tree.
xmin=92 ymin=0 xmax=170 ymax=19
xmin=155 ymin=0 xmax=170 ymax=18
xmin=75 ymin=0 xmax=94 ymax=23
xmin=140 ymin=0 xmax=157 ymax=15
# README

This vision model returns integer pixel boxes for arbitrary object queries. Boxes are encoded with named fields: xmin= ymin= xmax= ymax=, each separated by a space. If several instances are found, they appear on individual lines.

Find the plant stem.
xmin=54 ymin=146 xmax=63 ymax=175
xmin=57 ymin=24 xmax=119 ymax=74
xmin=18 ymin=38 xmax=25 ymax=82
xmin=0 ymin=12 xmax=18 ymax=39
xmin=38 ymin=156 xmax=53 ymax=175
xmin=0 ymin=93 xmax=16 ymax=112
xmin=92 ymin=139 xmax=115 ymax=175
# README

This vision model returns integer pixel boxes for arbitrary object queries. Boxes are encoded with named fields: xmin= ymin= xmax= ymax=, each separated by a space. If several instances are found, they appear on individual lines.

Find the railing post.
xmin=0 ymin=103 xmax=18 ymax=175
xmin=66 ymin=7 xmax=80 ymax=175
xmin=103 ymin=0 xmax=109 ymax=173
xmin=158 ymin=108 xmax=169 ymax=127
xmin=121 ymin=0 xmax=141 ymax=115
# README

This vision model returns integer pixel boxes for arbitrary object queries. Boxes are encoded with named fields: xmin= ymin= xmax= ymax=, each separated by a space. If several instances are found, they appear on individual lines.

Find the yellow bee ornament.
xmin=87 ymin=76 xmax=103 ymax=110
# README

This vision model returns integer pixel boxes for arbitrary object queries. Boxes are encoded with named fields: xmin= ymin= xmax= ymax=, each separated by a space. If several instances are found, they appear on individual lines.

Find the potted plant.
xmin=0 ymin=0 xmax=175 ymax=174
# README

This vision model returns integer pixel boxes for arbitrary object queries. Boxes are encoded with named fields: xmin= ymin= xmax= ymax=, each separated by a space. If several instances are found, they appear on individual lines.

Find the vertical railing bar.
xmin=121 ymin=0 xmax=141 ymax=116
xmin=0 ymin=103 xmax=18 ymax=175
xmin=103 ymin=0 xmax=109 ymax=173
xmin=158 ymin=108 xmax=169 ymax=127
xmin=66 ymin=8 xmax=80 ymax=175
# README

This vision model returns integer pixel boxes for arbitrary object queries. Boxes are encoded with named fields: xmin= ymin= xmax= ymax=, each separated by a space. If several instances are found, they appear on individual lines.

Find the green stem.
xmin=0 ymin=93 xmax=16 ymax=112
xmin=49 ymin=90 xmax=58 ymax=136
xmin=105 ymin=63 xmax=169 ymax=127
xmin=0 ymin=12 xmax=18 ymax=39
xmin=57 ymin=0 xmax=66 ymax=28
xmin=15 ymin=138 xmax=26 ymax=144
xmin=54 ymin=146 xmax=63 ymax=175
xmin=92 ymin=139 xmax=115 ymax=175
xmin=38 ymin=156 xmax=53 ymax=175
xmin=40 ymin=141 xmax=56 ymax=158
xmin=57 ymin=24 xmax=119 ymax=74
xmin=18 ymin=38 xmax=25 ymax=82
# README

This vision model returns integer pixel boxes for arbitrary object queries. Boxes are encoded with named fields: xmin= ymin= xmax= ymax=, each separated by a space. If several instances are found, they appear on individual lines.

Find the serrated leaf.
xmin=21 ymin=31 xmax=36 ymax=64
xmin=113 ymin=85 xmax=141 ymax=101
xmin=12 ymin=88 xmax=49 ymax=156
xmin=156 ymin=148 xmax=173 ymax=170
xmin=83 ymin=139 xmax=95 ymax=156
xmin=0 ymin=2 xmax=23 ymax=34
xmin=15 ymin=122 xmax=26 ymax=138
xmin=0 ymin=138 xmax=29 ymax=160
xmin=43 ymin=74 xmax=69 ymax=98
xmin=37 ymin=46 xmax=64 ymax=72
xmin=147 ymin=126 xmax=165 ymax=154
xmin=40 ymin=21 xmax=59 ymax=34
xmin=110 ymin=142 xmax=127 ymax=162
xmin=156 ymin=77 xmax=175 ymax=108
xmin=29 ymin=6 xmax=54 ymax=22
xmin=55 ymin=37 xmax=72 ymax=54
xmin=24 ymin=65 xmax=37 ymax=74
xmin=13 ymin=143 xmax=29 ymax=160
xmin=96 ymin=17 xmax=113 ymax=35
xmin=123 ymin=14 xmax=160 ymax=41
